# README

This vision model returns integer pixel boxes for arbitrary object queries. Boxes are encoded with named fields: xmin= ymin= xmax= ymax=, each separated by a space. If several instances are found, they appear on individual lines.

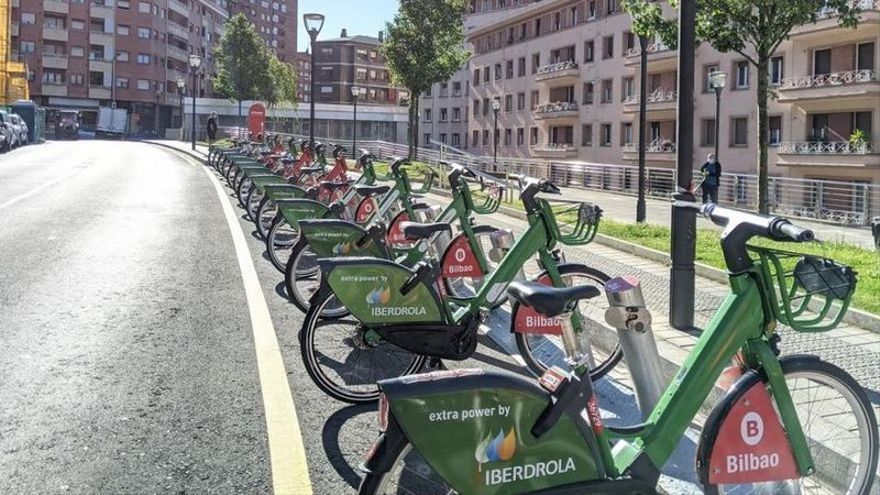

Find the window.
xmin=453 ymin=81 xmax=462 ymax=96
xmin=530 ymin=127 xmax=538 ymax=145
xmin=622 ymin=77 xmax=634 ymax=100
xmin=622 ymin=123 xmax=633 ymax=144
xmin=584 ymin=40 xmax=594 ymax=62
xmin=71 ymin=46 xmax=85 ymax=57
xmin=137 ymin=53 xmax=151 ymax=64
xmin=506 ymin=60 xmax=514 ymax=79
xmin=504 ymin=94 xmax=513 ymax=112
xmin=70 ymin=74 xmax=84 ymax=85
xmin=702 ymin=64 xmax=719 ymax=93
xmin=44 ymin=16 xmax=66 ymax=29
xmin=321 ymin=48 xmax=333 ymax=56
xmin=472 ymin=130 xmax=479 ymax=147
xmin=582 ymin=124 xmax=592 ymax=146
xmin=440 ymin=133 xmax=448 ymax=144
xmin=735 ymin=60 xmax=749 ymax=89
xmin=473 ymin=99 xmax=480 ymax=117
xmin=768 ymin=116 xmax=782 ymax=145
xmin=571 ymin=5 xmax=579 ymax=24
xmin=117 ymin=0 xmax=130 ymax=8
xmin=553 ymin=12 xmax=561 ymax=30
xmin=484 ymin=68 xmax=490 ymax=83
xmin=600 ymin=124 xmax=612 ymax=146
xmin=42 ymin=71 xmax=64 ymax=84
xmin=769 ymin=56 xmax=784 ymax=85
xmin=535 ymin=18 xmax=542 ymax=36
xmin=701 ymin=119 xmax=716 ymax=147
xmin=115 ymin=77 xmax=129 ymax=88
xmin=138 ymin=27 xmax=151 ymax=38
xmin=21 ymin=13 xmax=36 ymax=24
xmin=88 ymin=45 xmax=104 ymax=60
xmin=601 ymin=79 xmax=613 ymax=103
xmin=482 ymin=130 xmax=489 ymax=146
xmin=473 ymin=68 xmax=480 ymax=86
xmin=731 ymin=117 xmax=748 ymax=146
xmin=517 ymin=93 xmax=525 ymax=111
xmin=606 ymin=0 xmax=618 ymax=14
xmin=117 ymin=25 xmax=130 ymax=36
xmin=504 ymin=129 xmax=512 ymax=145
xmin=440 ymin=108 xmax=447 ymax=122
xmin=321 ymin=86 xmax=332 ymax=94
xmin=493 ymin=63 xmax=501 ymax=80
xmin=424 ymin=134 xmax=431 ymax=146
xmin=117 ymin=51 xmax=130 ymax=62
xmin=88 ymin=71 xmax=103 ymax=86
xmin=583 ymin=82 xmax=594 ymax=104
xmin=588 ymin=0 xmax=597 ymax=18
xmin=624 ymin=32 xmax=635 ymax=56
xmin=517 ymin=128 xmax=524 ymax=146
xmin=452 ymin=107 xmax=461 ymax=121
xmin=602 ymin=36 xmax=614 ymax=59
xmin=517 ymin=57 xmax=526 ymax=77
xmin=138 ymin=2 xmax=151 ymax=13
xmin=857 ymin=42 xmax=875 ymax=70
xmin=137 ymin=79 xmax=150 ymax=90
xmin=531 ymin=53 xmax=540 ymax=74
xmin=452 ymin=133 xmax=460 ymax=147
xmin=423 ymin=109 xmax=432 ymax=122
xmin=483 ymin=98 xmax=490 ymax=116
xmin=71 ymin=19 xmax=85 ymax=30
xmin=530 ymin=90 xmax=539 ymax=110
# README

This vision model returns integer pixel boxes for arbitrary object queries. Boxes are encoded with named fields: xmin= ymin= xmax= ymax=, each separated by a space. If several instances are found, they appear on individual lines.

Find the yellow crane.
xmin=1 ymin=0 xmax=29 ymax=105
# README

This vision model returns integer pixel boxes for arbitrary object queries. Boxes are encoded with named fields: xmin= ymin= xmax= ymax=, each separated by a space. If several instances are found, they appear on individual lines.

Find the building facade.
xmin=294 ymin=50 xmax=309 ymax=102
xmin=311 ymin=29 xmax=409 ymax=106
xmin=10 ymin=0 xmax=227 ymax=133
xmin=227 ymin=0 xmax=296 ymax=62
xmin=418 ymin=64 xmax=471 ymax=150
xmin=464 ymin=0 xmax=879 ymax=192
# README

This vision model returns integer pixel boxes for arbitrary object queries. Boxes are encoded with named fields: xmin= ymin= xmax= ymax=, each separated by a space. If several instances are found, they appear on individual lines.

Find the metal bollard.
xmin=603 ymin=276 xmax=666 ymax=420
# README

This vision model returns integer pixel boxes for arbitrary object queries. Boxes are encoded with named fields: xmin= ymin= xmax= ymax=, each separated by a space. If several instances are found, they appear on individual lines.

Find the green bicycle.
xmin=358 ymin=202 xmax=878 ymax=494
xmin=299 ymin=176 xmax=622 ymax=403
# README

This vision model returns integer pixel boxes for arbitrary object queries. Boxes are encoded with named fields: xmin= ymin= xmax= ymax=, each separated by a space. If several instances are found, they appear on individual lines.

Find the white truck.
xmin=96 ymin=107 xmax=128 ymax=138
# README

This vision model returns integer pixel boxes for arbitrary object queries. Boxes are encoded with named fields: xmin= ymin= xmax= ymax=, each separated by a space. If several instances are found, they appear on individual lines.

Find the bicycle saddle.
xmin=507 ymin=281 xmax=601 ymax=317
xmin=389 ymin=157 xmax=410 ymax=174
xmin=300 ymin=166 xmax=324 ymax=174
xmin=401 ymin=221 xmax=452 ymax=241
xmin=354 ymin=185 xmax=390 ymax=198
xmin=320 ymin=181 xmax=348 ymax=191
xmin=281 ymin=156 xmax=295 ymax=164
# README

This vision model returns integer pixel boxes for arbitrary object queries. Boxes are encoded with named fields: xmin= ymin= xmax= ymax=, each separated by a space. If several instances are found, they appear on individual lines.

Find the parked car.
xmin=9 ymin=114 xmax=28 ymax=146
xmin=57 ymin=110 xmax=81 ymax=140
xmin=0 ymin=110 xmax=15 ymax=151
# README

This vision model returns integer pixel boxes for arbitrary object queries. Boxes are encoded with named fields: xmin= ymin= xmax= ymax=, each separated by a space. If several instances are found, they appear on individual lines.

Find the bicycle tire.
xmin=255 ymin=196 xmax=276 ymax=239
xmin=285 ymin=236 xmax=350 ymax=318
xmin=512 ymin=264 xmax=622 ymax=381
xmin=265 ymin=214 xmax=298 ymax=273
xmin=358 ymin=441 xmax=454 ymax=495
xmin=703 ymin=355 xmax=878 ymax=495
xmin=299 ymin=292 xmax=427 ymax=404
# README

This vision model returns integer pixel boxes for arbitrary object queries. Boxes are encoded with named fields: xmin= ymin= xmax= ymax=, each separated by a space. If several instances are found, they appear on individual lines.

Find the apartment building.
xmin=227 ymin=0 xmax=296 ymax=62
xmin=294 ymin=50 xmax=309 ymax=102
xmin=311 ymin=29 xmax=409 ymax=107
xmin=465 ymin=0 xmax=879 ymax=191
xmin=419 ymin=65 xmax=471 ymax=150
xmin=10 ymin=0 xmax=227 ymax=133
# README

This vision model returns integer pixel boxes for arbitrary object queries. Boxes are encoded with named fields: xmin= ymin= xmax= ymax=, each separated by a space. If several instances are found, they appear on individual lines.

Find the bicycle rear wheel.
xmin=358 ymin=443 xmax=456 ymax=495
xmin=265 ymin=214 xmax=299 ymax=273
xmin=704 ymin=356 xmax=878 ymax=495
xmin=285 ymin=236 xmax=349 ymax=318
xmin=512 ymin=264 xmax=621 ymax=381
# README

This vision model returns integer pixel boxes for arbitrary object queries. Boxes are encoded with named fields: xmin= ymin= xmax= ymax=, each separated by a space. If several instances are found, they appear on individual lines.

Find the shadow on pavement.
xmin=321 ymin=404 xmax=374 ymax=489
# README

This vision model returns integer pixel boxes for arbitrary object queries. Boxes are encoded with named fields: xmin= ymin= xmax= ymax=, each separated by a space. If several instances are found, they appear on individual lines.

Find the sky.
xmin=296 ymin=0 xmax=401 ymax=52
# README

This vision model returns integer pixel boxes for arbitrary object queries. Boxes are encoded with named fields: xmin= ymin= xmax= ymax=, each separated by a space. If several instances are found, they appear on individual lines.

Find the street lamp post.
xmin=708 ymin=71 xmax=728 ymax=161
xmin=351 ymin=85 xmax=363 ymax=159
xmin=155 ymin=90 xmax=162 ymax=136
xmin=188 ymin=54 xmax=202 ymax=151
xmin=491 ymin=98 xmax=500 ymax=167
xmin=303 ymin=13 xmax=325 ymax=147
xmin=177 ymin=79 xmax=185 ymax=139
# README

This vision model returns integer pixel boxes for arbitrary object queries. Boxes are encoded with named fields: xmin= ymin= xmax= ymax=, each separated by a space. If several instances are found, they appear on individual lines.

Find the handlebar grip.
xmin=773 ymin=219 xmax=815 ymax=243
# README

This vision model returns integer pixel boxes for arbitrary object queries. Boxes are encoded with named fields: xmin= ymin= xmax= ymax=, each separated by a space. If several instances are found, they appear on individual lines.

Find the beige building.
xmin=464 ymin=0 xmax=879 ymax=193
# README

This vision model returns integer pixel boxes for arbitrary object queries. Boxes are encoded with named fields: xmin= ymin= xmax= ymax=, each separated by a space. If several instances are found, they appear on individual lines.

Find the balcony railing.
xmin=817 ymin=0 xmax=879 ymax=19
xmin=625 ymin=42 xmax=670 ymax=58
xmin=778 ymin=141 xmax=874 ymax=154
xmin=535 ymin=60 xmax=579 ymax=81
xmin=778 ymin=69 xmax=878 ymax=90
xmin=535 ymin=101 xmax=578 ymax=115
xmin=533 ymin=143 xmax=577 ymax=155
xmin=623 ymin=138 xmax=677 ymax=153
xmin=623 ymin=88 xmax=678 ymax=104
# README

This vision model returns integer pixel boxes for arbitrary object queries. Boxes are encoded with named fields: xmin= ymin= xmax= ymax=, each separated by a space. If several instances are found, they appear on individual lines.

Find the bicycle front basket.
xmin=545 ymin=200 xmax=602 ymax=246
xmin=748 ymin=245 xmax=857 ymax=332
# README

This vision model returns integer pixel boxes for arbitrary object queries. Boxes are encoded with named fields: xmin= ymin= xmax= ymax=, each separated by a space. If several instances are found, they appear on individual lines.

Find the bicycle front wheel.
xmin=265 ymin=214 xmax=299 ymax=273
xmin=705 ymin=356 xmax=878 ymax=495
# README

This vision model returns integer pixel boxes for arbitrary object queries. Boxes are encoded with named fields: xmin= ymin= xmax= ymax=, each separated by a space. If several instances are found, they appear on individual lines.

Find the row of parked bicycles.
xmin=208 ymin=135 xmax=877 ymax=495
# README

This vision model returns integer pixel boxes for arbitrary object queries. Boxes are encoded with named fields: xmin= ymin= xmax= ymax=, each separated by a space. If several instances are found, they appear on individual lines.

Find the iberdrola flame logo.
xmin=332 ymin=241 xmax=351 ymax=255
xmin=365 ymin=286 xmax=392 ymax=305
xmin=474 ymin=428 xmax=516 ymax=471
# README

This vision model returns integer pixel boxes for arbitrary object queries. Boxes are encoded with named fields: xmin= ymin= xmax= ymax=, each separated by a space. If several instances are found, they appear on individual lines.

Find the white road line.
xmin=200 ymin=163 xmax=313 ymax=495
xmin=0 ymin=170 xmax=80 ymax=210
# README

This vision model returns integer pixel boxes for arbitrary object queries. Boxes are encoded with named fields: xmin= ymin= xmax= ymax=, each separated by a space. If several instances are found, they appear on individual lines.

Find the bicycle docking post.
xmin=603 ymin=276 xmax=665 ymax=420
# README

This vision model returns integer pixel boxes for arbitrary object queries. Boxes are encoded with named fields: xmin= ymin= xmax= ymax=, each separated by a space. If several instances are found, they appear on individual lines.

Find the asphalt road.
xmin=0 ymin=141 xmax=705 ymax=494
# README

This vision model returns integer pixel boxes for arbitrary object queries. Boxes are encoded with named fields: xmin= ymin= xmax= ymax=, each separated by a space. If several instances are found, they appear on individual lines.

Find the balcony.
xmin=42 ymin=26 xmax=69 ymax=42
xmin=90 ymin=31 xmax=114 ymax=46
xmin=622 ymin=138 xmax=677 ymax=162
xmin=624 ymin=42 xmax=676 ymax=68
xmin=777 ymin=141 xmax=880 ymax=168
xmin=622 ymin=88 xmax=678 ymax=114
xmin=535 ymin=61 xmax=580 ymax=83
xmin=167 ymin=45 xmax=189 ymax=63
xmin=89 ymin=59 xmax=113 ymax=73
xmin=168 ymin=0 xmax=189 ymax=16
xmin=43 ymin=0 xmax=69 ymax=14
xmin=42 ymin=53 xmax=69 ymax=69
xmin=534 ymin=102 xmax=579 ymax=121
xmin=11 ymin=21 xmax=19 ymax=37
xmin=89 ymin=87 xmax=112 ymax=99
xmin=776 ymin=70 xmax=879 ymax=106
xmin=533 ymin=143 xmax=578 ymax=158
xmin=791 ymin=0 xmax=880 ymax=36
xmin=41 ymin=83 xmax=69 ymax=97
xmin=91 ymin=3 xmax=114 ymax=18
xmin=167 ymin=21 xmax=189 ymax=39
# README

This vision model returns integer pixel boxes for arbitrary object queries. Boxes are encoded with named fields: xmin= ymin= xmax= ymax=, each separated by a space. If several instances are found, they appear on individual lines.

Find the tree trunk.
xmin=756 ymin=60 xmax=770 ymax=214
xmin=238 ymin=100 xmax=243 ymax=130
xmin=407 ymin=99 xmax=415 ymax=159
xmin=413 ymin=97 xmax=420 ymax=161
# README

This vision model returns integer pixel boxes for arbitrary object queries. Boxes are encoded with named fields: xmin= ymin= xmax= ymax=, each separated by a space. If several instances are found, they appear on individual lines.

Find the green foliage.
xmin=264 ymin=55 xmax=298 ymax=108
xmin=382 ymin=0 xmax=470 ymax=158
xmin=622 ymin=0 xmax=862 ymax=213
xmin=213 ymin=14 xmax=273 ymax=107
xmin=848 ymin=129 xmax=868 ymax=147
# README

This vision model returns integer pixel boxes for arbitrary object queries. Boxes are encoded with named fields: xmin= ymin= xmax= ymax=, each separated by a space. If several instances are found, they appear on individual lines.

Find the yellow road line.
xmin=201 ymin=164 xmax=313 ymax=495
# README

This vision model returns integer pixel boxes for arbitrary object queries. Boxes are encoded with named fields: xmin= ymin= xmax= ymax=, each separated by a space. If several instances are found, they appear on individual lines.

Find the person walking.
xmin=206 ymin=112 xmax=218 ymax=144
xmin=700 ymin=153 xmax=722 ymax=204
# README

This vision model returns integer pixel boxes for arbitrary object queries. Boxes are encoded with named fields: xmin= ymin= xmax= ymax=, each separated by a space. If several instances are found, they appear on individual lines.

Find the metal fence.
xmin=248 ymin=130 xmax=879 ymax=226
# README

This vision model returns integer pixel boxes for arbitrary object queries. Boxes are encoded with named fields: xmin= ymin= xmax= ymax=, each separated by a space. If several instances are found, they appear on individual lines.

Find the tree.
xmin=623 ymin=0 xmax=860 ymax=213
xmin=213 ymin=14 xmax=273 ymax=124
xmin=383 ymin=0 xmax=470 ymax=159
xmin=263 ymin=55 xmax=298 ymax=131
